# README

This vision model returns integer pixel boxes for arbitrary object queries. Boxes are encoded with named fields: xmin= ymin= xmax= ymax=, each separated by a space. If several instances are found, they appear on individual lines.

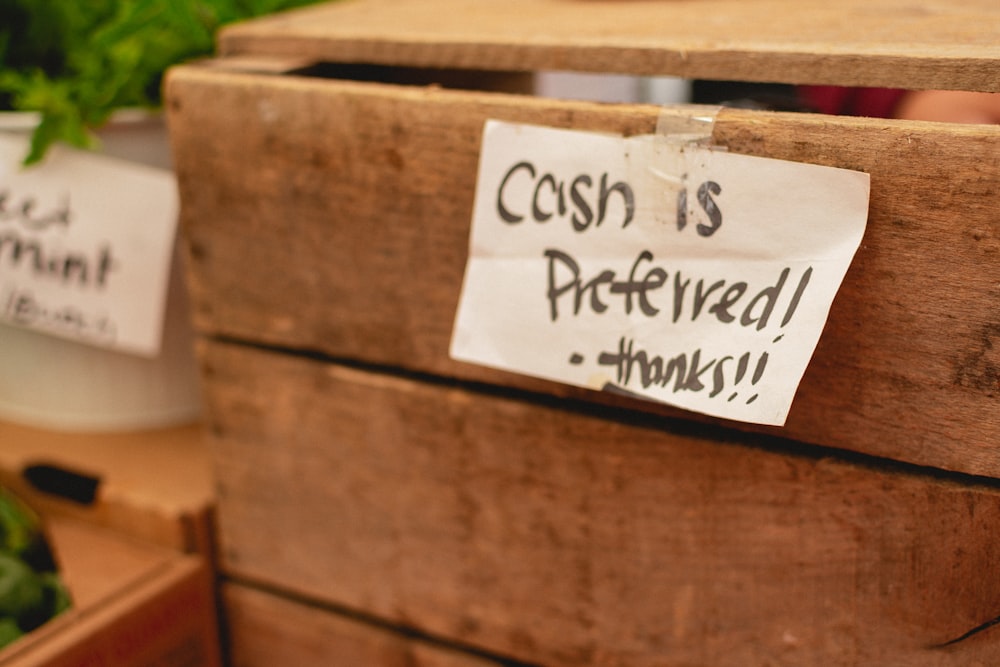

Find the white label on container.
xmin=0 ymin=135 xmax=178 ymax=357
xmin=450 ymin=120 xmax=870 ymax=426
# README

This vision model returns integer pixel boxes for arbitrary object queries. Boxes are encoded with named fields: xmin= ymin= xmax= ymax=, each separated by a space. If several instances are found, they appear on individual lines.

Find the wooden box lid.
xmin=218 ymin=0 xmax=1000 ymax=92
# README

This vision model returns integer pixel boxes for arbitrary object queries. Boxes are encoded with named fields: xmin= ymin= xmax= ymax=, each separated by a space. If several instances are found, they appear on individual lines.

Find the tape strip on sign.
xmin=450 ymin=118 xmax=869 ymax=427
xmin=655 ymin=104 xmax=722 ymax=146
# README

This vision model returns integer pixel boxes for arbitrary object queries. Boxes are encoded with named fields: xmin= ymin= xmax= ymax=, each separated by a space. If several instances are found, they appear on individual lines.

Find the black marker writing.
xmin=496 ymin=160 xmax=635 ymax=230
xmin=3 ymin=286 xmax=117 ymax=343
xmin=0 ymin=230 xmax=118 ymax=289
xmin=597 ymin=335 xmax=780 ymax=405
xmin=545 ymin=248 xmax=812 ymax=330
xmin=0 ymin=190 xmax=71 ymax=231
xmin=675 ymin=180 xmax=723 ymax=237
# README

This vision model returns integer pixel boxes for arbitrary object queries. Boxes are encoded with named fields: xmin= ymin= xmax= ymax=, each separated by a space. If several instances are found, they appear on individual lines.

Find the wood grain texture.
xmin=222 ymin=583 xmax=516 ymax=667
xmin=167 ymin=66 xmax=1000 ymax=477
xmin=202 ymin=339 xmax=1000 ymax=667
xmin=0 ymin=422 xmax=214 ymax=553
xmin=2 ymin=518 xmax=221 ymax=667
xmin=218 ymin=0 xmax=1000 ymax=92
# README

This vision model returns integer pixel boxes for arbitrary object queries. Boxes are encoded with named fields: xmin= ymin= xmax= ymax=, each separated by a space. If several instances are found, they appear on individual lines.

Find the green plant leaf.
xmin=0 ymin=553 xmax=44 ymax=621
xmin=0 ymin=616 xmax=23 ymax=650
xmin=0 ymin=488 xmax=39 ymax=558
xmin=2 ymin=0 xmax=329 ymax=164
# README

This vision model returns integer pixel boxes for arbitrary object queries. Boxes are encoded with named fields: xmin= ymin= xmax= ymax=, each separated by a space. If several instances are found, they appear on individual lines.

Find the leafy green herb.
xmin=0 ymin=0 xmax=323 ymax=163
xmin=0 ymin=487 xmax=35 ymax=557
xmin=0 ymin=616 xmax=22 ymax=646
xmin=0 ymin=487 xmax=72 ymax=650
xmin=0 ymin=553 xmax=44 ymax=621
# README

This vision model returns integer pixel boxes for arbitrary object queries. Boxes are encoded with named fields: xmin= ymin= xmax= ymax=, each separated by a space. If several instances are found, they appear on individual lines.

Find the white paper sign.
xmin=450 ymin=120 xmax=869 ymax=426
xmin=0 ymin=135 xmax=178 ymax=357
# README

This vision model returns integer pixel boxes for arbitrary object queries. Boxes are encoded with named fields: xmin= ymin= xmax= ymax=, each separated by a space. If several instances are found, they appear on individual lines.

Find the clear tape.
xmin=655 ymin=104 xmax=723 ymax=146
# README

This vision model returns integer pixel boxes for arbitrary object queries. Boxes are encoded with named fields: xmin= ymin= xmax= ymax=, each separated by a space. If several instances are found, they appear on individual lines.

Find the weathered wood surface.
xmin=0 ymin=421 xmax=214 ymax=554
xmin=167 ymin=67 xmax=1000 ymax=477
xmin=223 ymin=583 xmax=517 ymax=667
xmin=218 ymin=0 xmax=1000 ymax=92
xmin=203 ymin=339 xmax=1000 ymax=667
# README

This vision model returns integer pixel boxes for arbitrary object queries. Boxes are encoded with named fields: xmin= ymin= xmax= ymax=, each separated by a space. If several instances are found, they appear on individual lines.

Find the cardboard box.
xmin=0 ymin=516 xmax=221 ymax=667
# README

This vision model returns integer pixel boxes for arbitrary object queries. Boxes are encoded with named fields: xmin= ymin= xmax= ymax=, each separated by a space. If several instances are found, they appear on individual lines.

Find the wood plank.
xmin=222 ymin=583 xmax=518 ymax=667
xmin=1 ymin=517 xmax=221 ymax=667
xmin=202 ymin=339 xmax=1000 ymax=667
xmin=0 ymin=421 xmax=215 ymax=553
xmin=167 ymin=67 xmax=1000 ymax=477
xmin=219 ymin=0 xmax=1000 ymax=92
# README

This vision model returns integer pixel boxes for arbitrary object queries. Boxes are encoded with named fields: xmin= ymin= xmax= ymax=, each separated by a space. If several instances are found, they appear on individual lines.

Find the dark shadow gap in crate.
xmin=204 ymin=332 xmax=1000 ymax=493
xmin=287 ymin=62 xmax=534 ymax=94
xmin=221 ymin=575 xmax=541 ymax=667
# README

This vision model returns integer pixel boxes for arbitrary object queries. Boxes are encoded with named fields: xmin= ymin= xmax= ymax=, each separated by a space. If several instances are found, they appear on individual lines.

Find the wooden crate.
xmin=0 ymin=421 xmax=215 ymax=555
xmin=0 ymin=517 xmax=221 ymax=667
xmin=220 ymin=583 xmax=510 ymax=667
xmin=165 ymin=1 xmax=1000 ymax=664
